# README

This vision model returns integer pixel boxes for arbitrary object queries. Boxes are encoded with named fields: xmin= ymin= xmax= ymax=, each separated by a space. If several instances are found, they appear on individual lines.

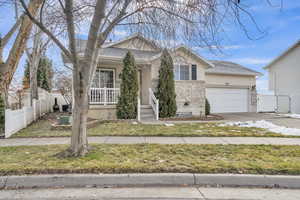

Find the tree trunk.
xmin=0 ymin=0 xmax=42 ymax=109
xmin=69 ymin=65 xmax=89 ymax=156
xmin=70 ymin=94 xmax=89 ymax=156
xmin=30 ymin=59 xmax=39 ymax=105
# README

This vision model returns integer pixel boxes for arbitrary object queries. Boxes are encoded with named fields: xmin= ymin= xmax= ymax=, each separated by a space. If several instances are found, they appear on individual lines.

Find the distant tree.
xmin=116 ymin=51 xmax=139 ymax=119
xmin=156 ymin=49 xmax=177 ymax=118
xmin=23 ymin=56 xmax=54 ymax=92
xmin=22 ymin=61 xmax=30 ymax=89
xmin=37 ymin=57 xmax=53 ymax=92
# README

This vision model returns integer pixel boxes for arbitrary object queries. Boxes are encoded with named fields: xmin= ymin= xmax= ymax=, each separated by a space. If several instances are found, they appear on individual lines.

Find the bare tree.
xmin=25 ymin=26 xmax=50 ymax=105
xmin=0 ymin=0 xmax=43 ymax=108
xmin=19 ymin=0 xmax=267 ymax=156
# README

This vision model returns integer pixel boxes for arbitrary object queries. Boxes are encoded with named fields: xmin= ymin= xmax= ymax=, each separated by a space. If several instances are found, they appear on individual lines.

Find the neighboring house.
xmin=264 ymin=40 xmax=300 ymax=114
xmin=62 ymin=33 xmax=261 ymax=120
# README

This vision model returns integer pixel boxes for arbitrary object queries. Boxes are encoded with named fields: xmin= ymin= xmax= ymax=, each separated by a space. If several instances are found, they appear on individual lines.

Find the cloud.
xmin=231 ymin=58 xmax=272 ymax=65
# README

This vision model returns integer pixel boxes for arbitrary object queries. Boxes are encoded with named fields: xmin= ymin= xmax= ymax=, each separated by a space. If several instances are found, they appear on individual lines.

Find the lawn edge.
xmin=1 ymin=173 xmax=300 ymax=189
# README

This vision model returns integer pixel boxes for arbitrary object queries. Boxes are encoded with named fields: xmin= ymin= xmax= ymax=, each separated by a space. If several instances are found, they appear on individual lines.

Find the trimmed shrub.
xmin=116 ymin=51 xmax=139 ymax=119
xmin=205 ymin=98 xmax=210 ymax=116
xmin=156 ymin=49 xmax=177 ymax=118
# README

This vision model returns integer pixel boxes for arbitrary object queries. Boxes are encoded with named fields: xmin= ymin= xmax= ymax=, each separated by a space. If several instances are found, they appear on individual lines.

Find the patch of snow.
xmin=165 ymin=123 xmax=174 ymax=127
xmin=220 ymin=120 xmax=300 ymax=136
xmin=132 ymin=121 xmax=138 ymax=125
xmin=281 ymin=114 xmax=300 ymax=119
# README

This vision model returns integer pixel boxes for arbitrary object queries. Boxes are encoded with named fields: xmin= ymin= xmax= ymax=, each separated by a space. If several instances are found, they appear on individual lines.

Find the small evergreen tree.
xmin=205 ymin=98 xmax=210 ymax=116
xmin=156 ymin=49 xmax=177 ymax=118
xmin=116 ymin=51 xmax=139 ymax=119
xmin=0 ymin=92 xmax=5 ymax=135
xmin=22 ymin=57 xmax=54 ymax=92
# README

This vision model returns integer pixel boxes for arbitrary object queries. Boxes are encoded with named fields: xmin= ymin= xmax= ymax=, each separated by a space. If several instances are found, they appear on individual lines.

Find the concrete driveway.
xmin=220 ymin=112 xmax=300 ymax=129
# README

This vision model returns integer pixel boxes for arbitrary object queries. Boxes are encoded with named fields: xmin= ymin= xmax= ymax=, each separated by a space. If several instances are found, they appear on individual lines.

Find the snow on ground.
xmin=281 ymin=114 xmax=300 ymax=119
xmin=220 ymin=120 xmax=300 ymax=136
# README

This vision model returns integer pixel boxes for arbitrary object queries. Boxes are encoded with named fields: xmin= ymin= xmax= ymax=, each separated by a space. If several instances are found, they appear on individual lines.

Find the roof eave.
xmin=264 ymin=40 xmax=300 ymax=70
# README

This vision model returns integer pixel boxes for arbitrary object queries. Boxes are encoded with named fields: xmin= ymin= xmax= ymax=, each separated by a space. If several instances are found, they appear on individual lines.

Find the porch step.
xmin=141 ymin=105 xmax=152 ymax=109
xmin=140 ymin=105 xmax=155 ymax=121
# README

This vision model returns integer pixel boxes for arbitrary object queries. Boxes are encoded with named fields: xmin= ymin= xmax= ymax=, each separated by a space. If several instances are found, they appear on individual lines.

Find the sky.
xmin=1 ymin=0 xmax=300 ymax=93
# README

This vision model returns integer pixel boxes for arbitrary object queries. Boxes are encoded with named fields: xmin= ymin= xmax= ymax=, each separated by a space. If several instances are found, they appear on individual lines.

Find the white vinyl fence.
xmin=5 ymin=90 xmax=54 ymax=138
xmin=257 ymin=94 xmax=291 ymax=113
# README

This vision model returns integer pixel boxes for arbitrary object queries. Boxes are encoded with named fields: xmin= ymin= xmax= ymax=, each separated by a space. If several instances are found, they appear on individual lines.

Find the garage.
xmin=206 ymin=88 xmax=249 ymax=113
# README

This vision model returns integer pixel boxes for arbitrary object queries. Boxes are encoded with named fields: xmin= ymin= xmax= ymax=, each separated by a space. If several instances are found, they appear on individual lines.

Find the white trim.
xmin=264 ymin=40 xmax=300 ymax=69
xmin=174 ymin=46 xmax=215 ymax=68
xmin=103 ymin=33 xmax=159 ymax=50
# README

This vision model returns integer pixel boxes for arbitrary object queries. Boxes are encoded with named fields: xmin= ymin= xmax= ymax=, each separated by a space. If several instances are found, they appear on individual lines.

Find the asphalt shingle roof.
xmin=206 ymin=60 xmax=262 ymax=76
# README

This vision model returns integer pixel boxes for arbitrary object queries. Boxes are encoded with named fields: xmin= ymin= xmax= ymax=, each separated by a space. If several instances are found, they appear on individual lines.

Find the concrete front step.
xmin=141 ymin=105 xmax=152 ymax=109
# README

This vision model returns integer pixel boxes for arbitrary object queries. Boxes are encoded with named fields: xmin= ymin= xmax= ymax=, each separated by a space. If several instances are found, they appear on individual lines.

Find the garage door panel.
xmin=206 ymin=88 xmax=248 ymax=113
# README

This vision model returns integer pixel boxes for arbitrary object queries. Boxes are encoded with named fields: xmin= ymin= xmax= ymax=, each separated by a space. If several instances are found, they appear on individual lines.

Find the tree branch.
xmin=1 ymin=14 xmax=24 ymax=47
xmin=19 ymin=0 xmax=71 ymax=59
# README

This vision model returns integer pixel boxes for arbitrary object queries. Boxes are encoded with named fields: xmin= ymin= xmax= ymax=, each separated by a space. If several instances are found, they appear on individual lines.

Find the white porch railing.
xmin=149 ymin=88 xmax=159 ymax=120
xmin=90 ymin=88 xmax=120 ymax=105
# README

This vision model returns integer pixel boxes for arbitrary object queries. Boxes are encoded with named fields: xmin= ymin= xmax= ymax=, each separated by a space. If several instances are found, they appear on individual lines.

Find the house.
xmin=264 ymin=40 xmax=300 ymax=114
xmin=62 ymin=34 xmax=261 ymax=120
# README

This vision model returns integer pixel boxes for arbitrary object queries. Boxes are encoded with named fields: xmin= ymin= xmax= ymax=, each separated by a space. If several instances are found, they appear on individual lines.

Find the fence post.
xmin=39 ymin=100 xmax=42 ymax=116
xmin=33 ymin=99 xmax=37 ymax=121
xmin=23 ymin=107 xmax=27 ymax=127
xmin=4 ymin=109 xmax=9 ymax=138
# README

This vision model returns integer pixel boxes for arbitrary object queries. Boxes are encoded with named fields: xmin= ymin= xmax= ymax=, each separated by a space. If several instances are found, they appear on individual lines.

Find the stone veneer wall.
xmin=174 ymin=80 xmax=206 ymax=116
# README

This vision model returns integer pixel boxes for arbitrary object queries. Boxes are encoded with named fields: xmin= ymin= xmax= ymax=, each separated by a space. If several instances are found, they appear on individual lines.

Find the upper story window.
xmin=174 ymin=64 xmax=197 ymax=81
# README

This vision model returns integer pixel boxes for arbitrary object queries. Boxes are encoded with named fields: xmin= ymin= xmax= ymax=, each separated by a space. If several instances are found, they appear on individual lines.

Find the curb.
xmin=1 ymin=173 xmax=300 ymax=189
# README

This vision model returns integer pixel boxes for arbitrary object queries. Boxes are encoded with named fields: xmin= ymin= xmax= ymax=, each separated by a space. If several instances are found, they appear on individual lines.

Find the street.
xmin=1 ymin=187 xmax=300 ymax=200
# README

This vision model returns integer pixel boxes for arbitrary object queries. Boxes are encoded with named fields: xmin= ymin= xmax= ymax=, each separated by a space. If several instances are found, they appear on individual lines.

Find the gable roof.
xmin=172 ymin=45 xmax=215 ymax=68
xmin=103 ymin=33 xmax=160 ymax=50
xmin=207 ymin=60 xmax=262 ymax=76
xmin=264 ymin=40 xmax=300 ymax=69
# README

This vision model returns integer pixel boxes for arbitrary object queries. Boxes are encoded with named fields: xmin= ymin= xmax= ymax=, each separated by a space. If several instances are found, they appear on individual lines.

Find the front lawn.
xmin=1 ymin=144 xmax=300 ymax=175
xmin=12 ymin=117 xmax=287 ymax=138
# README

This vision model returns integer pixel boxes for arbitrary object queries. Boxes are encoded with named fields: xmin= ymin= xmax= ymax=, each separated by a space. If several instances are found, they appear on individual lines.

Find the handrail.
xmin=137 ymin=97 xmax=141 ymax=121
xmin=148 ymin=88 xmax=159 ymax=120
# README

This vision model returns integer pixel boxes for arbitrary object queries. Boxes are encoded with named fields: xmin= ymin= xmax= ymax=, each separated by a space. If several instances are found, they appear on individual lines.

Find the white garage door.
xmin=206 ymin=88 xmax=249 ymax=113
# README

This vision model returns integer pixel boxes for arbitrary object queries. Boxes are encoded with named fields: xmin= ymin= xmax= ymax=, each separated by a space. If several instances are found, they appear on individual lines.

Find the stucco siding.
xmin=267 ymin=45 xmax=300 ymax=96
xmin=267 ymin=45 xmax=300 ymax=113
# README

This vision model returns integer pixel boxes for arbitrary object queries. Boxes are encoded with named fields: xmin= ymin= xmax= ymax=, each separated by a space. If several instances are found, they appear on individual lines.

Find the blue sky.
xmin=1 ymin=1 xmax=300 ymax=93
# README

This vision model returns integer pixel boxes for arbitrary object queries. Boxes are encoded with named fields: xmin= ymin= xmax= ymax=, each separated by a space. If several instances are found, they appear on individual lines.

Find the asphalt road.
xmin=1 ymin=187 xmax=300 ymax=200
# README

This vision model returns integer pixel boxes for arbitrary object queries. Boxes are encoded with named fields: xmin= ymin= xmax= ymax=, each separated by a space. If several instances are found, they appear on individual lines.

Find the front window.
xmin=174 ymin=64 xmax=190 ymax=80
xmin=92 ymin=69 xmax=114 ymax=88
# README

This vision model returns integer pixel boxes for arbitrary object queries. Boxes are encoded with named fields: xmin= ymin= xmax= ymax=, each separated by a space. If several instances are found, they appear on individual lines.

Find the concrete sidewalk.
xmin=0 ymin=136 xmax=300 ymax=146
xmin=1 ymin=187 xmax=300 ymax=200
xmin=2 ymin=173 xmax=300 ymax=190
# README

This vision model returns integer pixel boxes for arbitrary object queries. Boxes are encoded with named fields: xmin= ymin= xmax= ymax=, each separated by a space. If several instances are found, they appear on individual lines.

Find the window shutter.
xmin=191 ymin=65 xmax=197 ymax=80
